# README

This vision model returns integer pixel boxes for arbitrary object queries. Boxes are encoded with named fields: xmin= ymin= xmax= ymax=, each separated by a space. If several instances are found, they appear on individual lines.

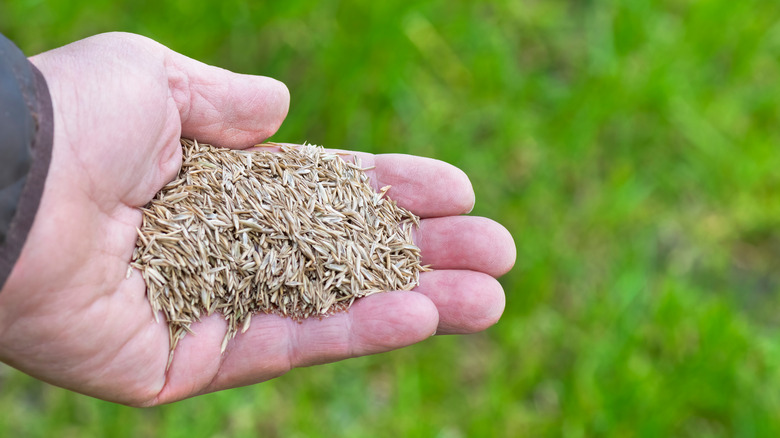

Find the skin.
xmin=0 ymin=32 xmax=516 ymax=406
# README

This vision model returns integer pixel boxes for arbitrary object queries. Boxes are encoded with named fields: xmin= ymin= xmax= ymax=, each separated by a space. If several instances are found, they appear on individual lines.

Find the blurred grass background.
xmin=3 ymin=0 xmax=780 ymax=436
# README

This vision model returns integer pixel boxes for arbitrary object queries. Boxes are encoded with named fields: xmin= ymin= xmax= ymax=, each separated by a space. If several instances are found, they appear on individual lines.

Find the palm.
xmin=0 ymin=33 xmax=515 ymax=406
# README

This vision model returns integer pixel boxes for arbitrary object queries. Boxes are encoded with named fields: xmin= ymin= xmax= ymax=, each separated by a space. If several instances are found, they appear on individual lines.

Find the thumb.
xmin=164 ymin=48 xmax=290 ymax=148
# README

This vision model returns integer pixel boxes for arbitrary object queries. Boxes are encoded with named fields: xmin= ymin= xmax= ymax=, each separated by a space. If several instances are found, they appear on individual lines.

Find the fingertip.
xmin=209 ymin=74 xmax=291 ymax=148
xmin=456 ymin=274 xmax=506 ymax=333
xmin=493 ymin=223 xmax=517 ymax=277
xmin=421 ymin=158 xmax=475 ymax=217
xmin=351 ymin=291 xmax=439 ymax=350
xmin=416 ymin=270 xmax=506 ymax=334
xmin=165 ymin=50 xmax=291 ymax=149
xmin=372 ymin=154 xmax=476 ymax=218
xmin=255 ymin=76 xmax=290 ymax=141
xmin=403 ymin=292 xmax=440 ymax=338
xmin=478 ymin=277 xmax=506 ymax=331
xmin=416 ymin=217 xmax=517 ymax=277
xmin=455 ymin=166 xmax=476 ymax=215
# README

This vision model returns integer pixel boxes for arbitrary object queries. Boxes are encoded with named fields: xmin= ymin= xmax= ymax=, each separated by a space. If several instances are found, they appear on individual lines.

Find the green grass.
xmin=3 ymin=0 xmax=780 ymax=436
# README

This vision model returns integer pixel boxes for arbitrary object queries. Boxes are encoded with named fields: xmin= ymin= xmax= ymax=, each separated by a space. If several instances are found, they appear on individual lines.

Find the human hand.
xmin=0 ymin=32 xmax=515 ymax=406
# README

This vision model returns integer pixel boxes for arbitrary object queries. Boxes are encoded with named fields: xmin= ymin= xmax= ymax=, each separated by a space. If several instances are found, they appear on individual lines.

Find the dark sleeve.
xmin=0 ymin=34 xmax=54 ymax=291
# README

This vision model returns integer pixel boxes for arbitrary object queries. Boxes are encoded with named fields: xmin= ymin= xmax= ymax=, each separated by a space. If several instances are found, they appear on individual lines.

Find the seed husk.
xmin=131 ymin=139 xmax=428 ymax=365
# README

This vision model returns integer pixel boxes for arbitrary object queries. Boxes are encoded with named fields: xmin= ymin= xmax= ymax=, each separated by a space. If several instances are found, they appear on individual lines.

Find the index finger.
xmin=251 ymin=143 xmax=475 ymax=218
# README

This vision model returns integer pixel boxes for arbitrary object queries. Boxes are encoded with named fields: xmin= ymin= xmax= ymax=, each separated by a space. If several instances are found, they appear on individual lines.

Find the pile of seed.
xmin=131 ymin=139 xmax=426 ymax=358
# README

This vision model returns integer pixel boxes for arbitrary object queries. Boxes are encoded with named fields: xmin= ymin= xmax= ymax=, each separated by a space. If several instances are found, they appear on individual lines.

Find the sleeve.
xmin=0 ymin=34 xmax=54 ymax=291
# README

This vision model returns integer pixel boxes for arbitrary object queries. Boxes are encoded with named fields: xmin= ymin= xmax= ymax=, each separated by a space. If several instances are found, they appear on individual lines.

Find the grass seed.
xmin=131 ymin=139 xmax=427 ymax=364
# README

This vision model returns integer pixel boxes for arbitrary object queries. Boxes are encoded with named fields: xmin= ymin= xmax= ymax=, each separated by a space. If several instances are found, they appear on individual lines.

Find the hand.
xmin=0 ymin=32 xmax=515 ymax=406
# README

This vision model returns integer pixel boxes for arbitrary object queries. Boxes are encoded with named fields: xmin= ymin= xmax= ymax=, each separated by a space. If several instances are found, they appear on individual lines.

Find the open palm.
xmin=0 ymin=33 xmax=515 ymax=406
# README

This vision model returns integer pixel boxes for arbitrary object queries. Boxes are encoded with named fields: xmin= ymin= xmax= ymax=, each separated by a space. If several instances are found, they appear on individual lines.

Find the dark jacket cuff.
xmin=0 ymin=35 xmax=54 ymax=290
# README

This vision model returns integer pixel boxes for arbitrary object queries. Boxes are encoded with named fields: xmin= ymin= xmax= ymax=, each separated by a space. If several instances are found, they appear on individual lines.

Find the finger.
xmin=164 ymin=49 xmax=290 ymax=148
xmin=150 ymin=315 xmax=229 ymax=405
xmin=253 ymin=144 xmax=475 ymax=218
xmin=197 ymin=291 xmax=438 ymax=394
xmin=415 ymin=216 xmax=516 ymax=277
xmin=415 ymin=270 xmax=506 ymax=334
xmin=359 ymin=153 xmax=475 ymax=218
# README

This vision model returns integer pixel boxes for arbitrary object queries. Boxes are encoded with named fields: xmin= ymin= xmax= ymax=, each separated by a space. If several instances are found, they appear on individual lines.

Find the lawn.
xmin=3 ymin=0 xmax=780 ymax=436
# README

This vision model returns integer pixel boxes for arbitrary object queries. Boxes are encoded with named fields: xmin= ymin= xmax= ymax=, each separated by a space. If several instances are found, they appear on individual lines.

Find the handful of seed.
xmin=131 ymin=139 xmax=426 ymax=357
